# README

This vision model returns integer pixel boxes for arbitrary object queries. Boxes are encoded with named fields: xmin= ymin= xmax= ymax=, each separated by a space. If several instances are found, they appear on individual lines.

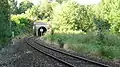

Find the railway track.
xmin=25 ymin=37 xmax=110 ymax=67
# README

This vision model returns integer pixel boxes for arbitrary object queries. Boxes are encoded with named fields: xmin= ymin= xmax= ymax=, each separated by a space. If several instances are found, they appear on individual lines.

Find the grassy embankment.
xmin=44 ymin=31 xmax=120 ymax=60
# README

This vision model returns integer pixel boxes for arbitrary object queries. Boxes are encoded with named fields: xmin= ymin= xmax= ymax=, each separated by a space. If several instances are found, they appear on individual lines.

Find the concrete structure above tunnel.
xmin=33 ymin=22 xmax=51 ymax=36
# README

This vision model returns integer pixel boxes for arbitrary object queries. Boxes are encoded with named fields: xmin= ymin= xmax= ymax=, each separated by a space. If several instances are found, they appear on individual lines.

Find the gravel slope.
xmin=0 ymin=38 xmax=69 ymax=67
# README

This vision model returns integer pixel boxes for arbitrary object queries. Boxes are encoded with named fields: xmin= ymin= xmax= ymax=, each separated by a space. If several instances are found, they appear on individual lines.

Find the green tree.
xmin=18 ymin=0 xmax=33 ymax=14
xmin=25 ymin=5 xmax=40 ymax=20
xmin=11 ymin=14 xmax=32 ymax=36
xmin=93 ymin=0 xmax=120 ymax=34
xmin=52 ymin=1 xmax=94 ymax=32
xmin=38 ymin=2 xmax=53 ymax=21
xmin=0 ymin=0 xmax=10 ymax=44
xmin=25 ymin=2 xmax=59 ymax=21
xmin=9 ymin=0 xmax=18 ymax=14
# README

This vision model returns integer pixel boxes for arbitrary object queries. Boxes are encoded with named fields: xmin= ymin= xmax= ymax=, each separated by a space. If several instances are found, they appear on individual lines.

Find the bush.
xmin=11 ymin=14 xmax=32 ymax=36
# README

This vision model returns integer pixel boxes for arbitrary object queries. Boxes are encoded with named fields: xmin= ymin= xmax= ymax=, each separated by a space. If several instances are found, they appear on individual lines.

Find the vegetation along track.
xmin=25 ymin=37 xmax=110 ymax=67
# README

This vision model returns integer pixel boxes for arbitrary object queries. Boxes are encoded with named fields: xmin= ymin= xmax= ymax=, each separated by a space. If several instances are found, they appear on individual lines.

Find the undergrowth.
xmin=44 ymin=32 xmax=120 ymax=60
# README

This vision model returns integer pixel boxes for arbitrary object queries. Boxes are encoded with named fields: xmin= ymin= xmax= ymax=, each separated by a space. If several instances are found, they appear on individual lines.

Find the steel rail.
xmin=34 ymin=39 xmax=110 ymax=67
xmin=26 ymin=37 xmax=75 ymax=67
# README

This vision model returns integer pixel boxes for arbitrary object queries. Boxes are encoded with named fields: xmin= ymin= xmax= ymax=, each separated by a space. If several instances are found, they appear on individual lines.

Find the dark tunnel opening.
xmin=38 ymin=26 xmax=47 ymax=36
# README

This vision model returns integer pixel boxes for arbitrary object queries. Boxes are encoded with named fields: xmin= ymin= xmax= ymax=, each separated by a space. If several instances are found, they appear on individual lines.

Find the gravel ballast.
xmin=0 ymin=37 xmax=120 ymax=67
xmin=0 ymin=38 xmax=69 ymax=67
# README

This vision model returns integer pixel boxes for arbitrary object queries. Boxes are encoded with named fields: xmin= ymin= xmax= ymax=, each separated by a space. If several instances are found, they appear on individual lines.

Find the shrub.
xmin=11 ymin=14 xmax=32 ymax=36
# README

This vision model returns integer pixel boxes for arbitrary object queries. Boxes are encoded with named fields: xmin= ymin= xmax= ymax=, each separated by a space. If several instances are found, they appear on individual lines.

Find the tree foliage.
xmin=9 ymin=0 xmax=18 ymax=14
xmin=93 ymin=0 xmax=120 ymax=34
xmin=38 ymin=2 xmax=53 ymax=21
xmin=3 ymin=0 xmax=120 ymax=42
xmin=25 ymin=2 xmax=59 ymax=22
xmin=11 ymin=14 xmax=32 ymax=36
xmin=52 ymin=1 xmax=94 ymax=32
xmin=25 ymin=6 xmax=40 ymax=20
xmin=0 ymin=0 xmax=10 ymax=44
xmin=18 ymin=0 xmax=33 ymax=14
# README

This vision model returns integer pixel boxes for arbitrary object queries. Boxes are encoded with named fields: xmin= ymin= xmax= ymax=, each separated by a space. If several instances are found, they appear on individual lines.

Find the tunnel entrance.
xmin=38 ymin=26 xmax=47 ymax=36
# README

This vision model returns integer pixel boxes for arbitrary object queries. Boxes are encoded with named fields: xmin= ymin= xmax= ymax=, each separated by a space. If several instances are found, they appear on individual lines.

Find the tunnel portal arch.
xmin=38 ymin=26 xmax=47 ymax=36
xmin=33 ymin=22 xmax=51 ymax=36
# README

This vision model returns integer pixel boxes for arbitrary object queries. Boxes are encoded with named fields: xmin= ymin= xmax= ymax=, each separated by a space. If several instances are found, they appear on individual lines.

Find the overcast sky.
xmin=17 ymin=0 xmax=101 ymax=5
xmin=75 ymin=0 xmax=101 ymax=5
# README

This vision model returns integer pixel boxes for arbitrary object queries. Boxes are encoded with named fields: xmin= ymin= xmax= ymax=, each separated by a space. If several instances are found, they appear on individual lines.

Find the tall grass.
xmin=44 ymin=32 xmax=120 ymax=60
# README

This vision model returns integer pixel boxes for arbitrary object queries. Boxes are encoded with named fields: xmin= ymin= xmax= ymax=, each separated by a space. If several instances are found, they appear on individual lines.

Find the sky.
xmin=17 ymin=0 xmax=101 ymax=5
xmin=75 ymin=0 xmax=101 ymax=5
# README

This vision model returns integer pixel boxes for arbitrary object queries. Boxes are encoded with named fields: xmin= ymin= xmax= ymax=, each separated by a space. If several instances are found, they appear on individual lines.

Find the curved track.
xmin=25 ymin=37 xmax=110 ymax=67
